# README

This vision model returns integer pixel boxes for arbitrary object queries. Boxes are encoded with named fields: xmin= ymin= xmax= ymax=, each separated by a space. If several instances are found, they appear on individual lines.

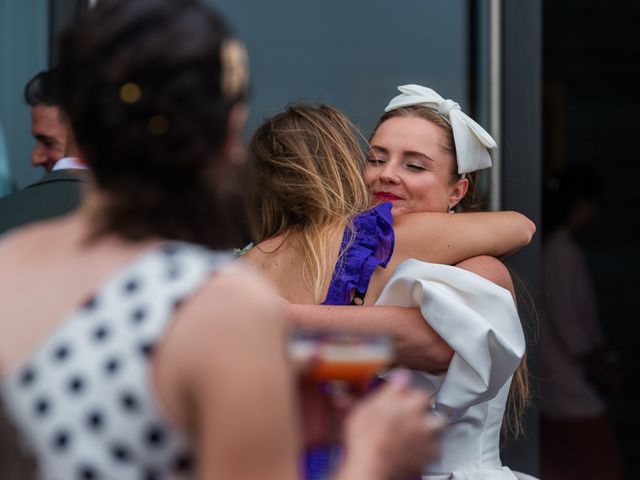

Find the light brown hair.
xmin=249 ymin=103 xmax=371 ymax=301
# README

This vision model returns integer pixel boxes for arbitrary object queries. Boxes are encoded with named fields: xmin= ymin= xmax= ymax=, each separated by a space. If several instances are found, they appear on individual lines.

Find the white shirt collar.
xmin=52 ymin=157 xmax=88 ymax=171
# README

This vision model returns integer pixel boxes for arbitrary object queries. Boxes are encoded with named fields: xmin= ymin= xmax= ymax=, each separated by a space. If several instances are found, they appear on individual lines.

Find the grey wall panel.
xmin=500 ymin=0 xmax=542 ymax=475
xmin=207 ymin=0 xmax=469 ymax=136
xmin=0 ymin=0 xmax=49 ymax=190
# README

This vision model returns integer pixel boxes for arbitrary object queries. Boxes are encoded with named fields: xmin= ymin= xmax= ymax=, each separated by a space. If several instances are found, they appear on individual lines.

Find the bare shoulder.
xmin=456 ymin=255 xmax=515 ymax=295
xmin=0 ymin=223 xmax=42 ymax=261
xmin=0 ymin=220 xmax=64 ymax=272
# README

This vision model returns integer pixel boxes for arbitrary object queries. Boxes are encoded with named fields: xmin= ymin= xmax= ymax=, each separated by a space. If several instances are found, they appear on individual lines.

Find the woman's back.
xmin=0 ymin=224 xmax=215 ymax=479
xmin=0 ymin=218 xmax=161 ymax=368
xmin=245 ymin=228 xmax=394 ymax=306
xmin=0 ymin=217 xmax=299 ymax=480
xmin=245 ymin=231 xmax=341 ymax=304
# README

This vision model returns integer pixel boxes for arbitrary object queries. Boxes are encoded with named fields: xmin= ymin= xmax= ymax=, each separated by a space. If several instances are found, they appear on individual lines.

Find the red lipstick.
xmin=375 ymin=192 xmax=401 ymax=202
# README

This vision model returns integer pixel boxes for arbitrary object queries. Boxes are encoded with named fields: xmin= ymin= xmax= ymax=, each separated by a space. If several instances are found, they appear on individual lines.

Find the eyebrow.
xmin=369 ymin=145 xmax=435 ymax=163
xmin=34 ymin=134 xmax=58 ymax=144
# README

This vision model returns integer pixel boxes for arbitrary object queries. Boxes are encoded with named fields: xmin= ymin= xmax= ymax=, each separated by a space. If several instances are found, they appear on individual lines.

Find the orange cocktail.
xmin=289 ymin=330 xmax=393 ymax=384
xmin=290 ymin=330 xmax=394 ymax=480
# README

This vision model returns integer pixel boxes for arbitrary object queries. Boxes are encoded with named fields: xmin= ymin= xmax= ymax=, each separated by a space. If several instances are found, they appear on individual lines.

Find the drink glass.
xmin=289 ymin=329 xmax=394 ymax=480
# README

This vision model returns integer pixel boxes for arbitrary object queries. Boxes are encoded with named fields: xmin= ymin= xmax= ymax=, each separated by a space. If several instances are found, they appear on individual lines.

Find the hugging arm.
xmin=393 ymin=210 xmax=535 ymax=267
xmin=287 ymin=256 xmax=516 ymax=373
xmin=287 ymin=304 xmax=453 ymax=371
xmin=286 ymin=211 xmax=531 ymax=373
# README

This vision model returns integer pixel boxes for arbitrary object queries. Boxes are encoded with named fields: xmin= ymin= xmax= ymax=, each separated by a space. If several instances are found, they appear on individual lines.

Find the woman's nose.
xmin=379 ymin=163 xmax=400 ymax=184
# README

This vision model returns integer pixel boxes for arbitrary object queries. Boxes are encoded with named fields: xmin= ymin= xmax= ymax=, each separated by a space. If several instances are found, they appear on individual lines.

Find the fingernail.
xmin=389 ymin=368 xmax=410 ymax=388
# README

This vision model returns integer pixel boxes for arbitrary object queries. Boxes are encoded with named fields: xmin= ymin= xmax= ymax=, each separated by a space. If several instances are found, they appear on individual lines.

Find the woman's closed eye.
xmin=405 ymin=162 xmax=426 ymax=171
xmin=366 ymin=157 xmax=386 ymax=166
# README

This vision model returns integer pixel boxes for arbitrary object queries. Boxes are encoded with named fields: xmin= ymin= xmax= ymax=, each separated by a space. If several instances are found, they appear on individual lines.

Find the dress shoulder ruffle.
xmin=322 ymin=202 xmax=394 ymax=305
xmin=377 ymin=259 xmax=525 ymax=419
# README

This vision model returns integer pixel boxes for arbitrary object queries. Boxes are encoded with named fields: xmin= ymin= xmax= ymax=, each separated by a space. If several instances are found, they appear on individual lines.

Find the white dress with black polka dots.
xmin=1 ymin=242 xmax=230 ymax=480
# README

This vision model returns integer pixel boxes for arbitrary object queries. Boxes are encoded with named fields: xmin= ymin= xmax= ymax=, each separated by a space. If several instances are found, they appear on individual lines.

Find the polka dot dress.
xmin=1 ymin=243 xmax=231 ymax=480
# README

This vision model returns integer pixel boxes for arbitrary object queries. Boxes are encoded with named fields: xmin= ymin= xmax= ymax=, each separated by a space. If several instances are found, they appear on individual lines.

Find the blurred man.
xmin=0 ymin=68 xmax=87 ymax=235
xmin=24 ymin=68 xmax=69 ymax=171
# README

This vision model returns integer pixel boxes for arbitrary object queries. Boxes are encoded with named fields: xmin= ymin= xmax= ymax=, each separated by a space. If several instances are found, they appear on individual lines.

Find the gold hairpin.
xmin=220 ymin=38 xmax=249 ymax=100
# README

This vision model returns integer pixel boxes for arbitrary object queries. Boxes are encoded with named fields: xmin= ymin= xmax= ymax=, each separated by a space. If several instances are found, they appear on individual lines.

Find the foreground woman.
xmin=0 ymin=3 xmax=439 ymax=480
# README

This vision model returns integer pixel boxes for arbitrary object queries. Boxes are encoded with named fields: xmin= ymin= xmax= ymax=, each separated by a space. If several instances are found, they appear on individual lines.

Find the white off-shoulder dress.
xmin=378 ymin=259 xmax=536 ymax=480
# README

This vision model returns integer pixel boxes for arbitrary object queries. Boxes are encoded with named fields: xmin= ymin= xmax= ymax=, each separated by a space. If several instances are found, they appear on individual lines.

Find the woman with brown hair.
xmin=245 ymin=89 xmax=536 ymax=479
xmin=0 ymin=3 xmax=442 ymax=479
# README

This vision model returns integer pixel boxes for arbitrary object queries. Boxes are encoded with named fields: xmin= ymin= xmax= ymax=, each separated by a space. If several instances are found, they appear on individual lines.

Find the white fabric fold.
xmin=52 ymin=156 xmax=88 ymax=171
xmin=377 ymin=259 xmax=525 ymax=420
xmin=385 ymin=84 xmax=496 ymax=174
xmin=421 ymin=466 xmax=525 ymax=480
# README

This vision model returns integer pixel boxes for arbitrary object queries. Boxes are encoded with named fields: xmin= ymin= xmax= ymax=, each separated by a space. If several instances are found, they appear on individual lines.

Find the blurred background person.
xmin=24 ymin=68 xmax=69 ymax=172
xmin=0 ymin=128 xmax=86 ymax=235
xmin=0 ymin=68 xmax=87 ymax=235
xmin=539 ymin=164 xmax=624 ymax=480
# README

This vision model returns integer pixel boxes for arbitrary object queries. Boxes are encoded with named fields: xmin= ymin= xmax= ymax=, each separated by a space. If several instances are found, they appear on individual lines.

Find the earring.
xmin=448 ymin=204 xmax=455 ymax=214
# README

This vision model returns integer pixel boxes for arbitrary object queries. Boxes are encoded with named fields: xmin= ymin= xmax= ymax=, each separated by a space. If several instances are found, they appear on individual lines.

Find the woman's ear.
xmin=448 ymin=176 xmax=469 ymax=209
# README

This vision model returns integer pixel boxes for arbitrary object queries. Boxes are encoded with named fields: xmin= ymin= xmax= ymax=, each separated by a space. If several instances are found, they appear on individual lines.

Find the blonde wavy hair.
xmin=249 ymin=103 xmax=371 ymax=302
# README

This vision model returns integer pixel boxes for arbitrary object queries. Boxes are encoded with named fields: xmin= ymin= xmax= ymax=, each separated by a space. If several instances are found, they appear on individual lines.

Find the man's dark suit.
xmin=0 ymin=169 xmax=86 ymax=235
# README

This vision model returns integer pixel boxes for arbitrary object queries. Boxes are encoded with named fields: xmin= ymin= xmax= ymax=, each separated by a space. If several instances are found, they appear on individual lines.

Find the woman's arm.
xmin=393 ymin=210 xmax=535 ymax=266
xmin=287 ymin=304 xmax=453 ymax=371
xmin=158 ymin=267 xmax=300 ymax=480
xmin=286 ymin=256 xmax=516 ymax=373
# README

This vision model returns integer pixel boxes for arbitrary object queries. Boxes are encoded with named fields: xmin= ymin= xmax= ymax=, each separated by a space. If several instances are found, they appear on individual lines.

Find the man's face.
xmin=30 ymin=105 xmax=68 ymax=171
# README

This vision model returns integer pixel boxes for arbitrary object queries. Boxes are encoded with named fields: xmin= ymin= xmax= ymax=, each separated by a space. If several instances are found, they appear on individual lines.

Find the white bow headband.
xmin=385 ymin=84 xmax=496 ymax=175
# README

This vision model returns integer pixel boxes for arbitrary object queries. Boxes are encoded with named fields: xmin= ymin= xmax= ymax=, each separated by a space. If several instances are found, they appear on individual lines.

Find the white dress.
xmin=377 ymin=259 xmax=535 ymax=480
